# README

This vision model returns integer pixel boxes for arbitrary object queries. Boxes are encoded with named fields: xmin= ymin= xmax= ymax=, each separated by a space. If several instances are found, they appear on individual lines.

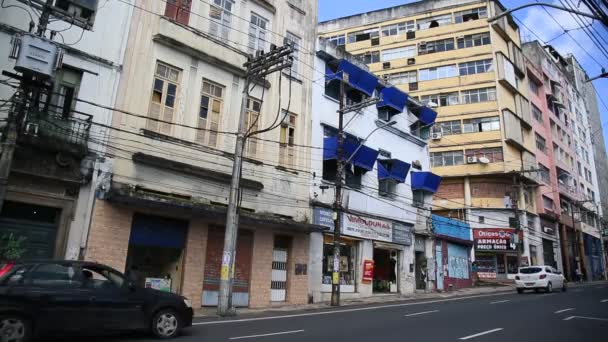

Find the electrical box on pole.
xmin=17 ymin=0 xmax=99 ymax=30
xmin=9 ymin=34 xmax=63 ymax=79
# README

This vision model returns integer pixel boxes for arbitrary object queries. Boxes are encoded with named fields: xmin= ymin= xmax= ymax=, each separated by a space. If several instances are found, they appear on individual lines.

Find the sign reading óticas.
xmin=473 ymin=228 xmax=520 ymax=251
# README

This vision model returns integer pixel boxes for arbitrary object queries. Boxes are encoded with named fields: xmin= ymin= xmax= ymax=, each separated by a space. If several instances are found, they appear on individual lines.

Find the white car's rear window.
xmin=519 ymin=267 xmax=543 ymax=274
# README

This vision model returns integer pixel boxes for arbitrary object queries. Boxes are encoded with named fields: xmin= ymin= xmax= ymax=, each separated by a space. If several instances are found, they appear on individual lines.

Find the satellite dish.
xmin=479 ymin=157 xmax=490 ymax=164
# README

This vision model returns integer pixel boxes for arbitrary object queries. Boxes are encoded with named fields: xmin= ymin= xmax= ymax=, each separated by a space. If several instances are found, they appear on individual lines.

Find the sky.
xmin=319 ymin=0 xmax=608 ymax=152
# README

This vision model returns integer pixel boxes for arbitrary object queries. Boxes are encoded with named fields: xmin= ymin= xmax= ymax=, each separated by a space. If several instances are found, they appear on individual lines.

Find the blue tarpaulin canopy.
xmin=325 ymin=59 xmax=379 ymax=97
xmin=378 ymin=159 xmax=411 ymax=183
xmin=414 ymin=107 xmax=438 ymax=125
xmin=129 ymin=214 xmax=188 ymax=249
xmin=411 ymin=171 xmax=442 ymax=193
xmin=323 ymin=136 xmax=379 ymax=171
xmin=377 ymin=86 xmax=408 ymax=114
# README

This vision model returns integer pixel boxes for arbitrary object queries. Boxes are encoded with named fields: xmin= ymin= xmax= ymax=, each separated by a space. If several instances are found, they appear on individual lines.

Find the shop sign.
xmin=313 ymin=207 xmax=334 ymax=229
xmin=362 ymin=260 xmax=374 ymax=282
xmin=145 ymin=278 xmax=171 ymax=292
xmin=414 ymin=235 xmax=426 ymax=252
xmin=473 ymin=228 xmax=519 ymax=251
xmin=393 ymin=224 xmax=412 ymax=246
xmin=343 ymin=213 xmax=393 ymax=242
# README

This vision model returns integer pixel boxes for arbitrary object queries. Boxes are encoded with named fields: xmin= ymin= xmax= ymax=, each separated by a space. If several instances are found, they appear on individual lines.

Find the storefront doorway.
xmin=415 ymin=251 xmax=427 ymax=290
xmin=125 ymin=214 xmax=188 ymax=294
xmin=372 ymin=247 xmax=398 ymax=293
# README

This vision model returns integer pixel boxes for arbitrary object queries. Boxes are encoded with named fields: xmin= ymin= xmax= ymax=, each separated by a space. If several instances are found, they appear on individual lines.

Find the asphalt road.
xmin=47 ymin=283 xmax=608 ymax=342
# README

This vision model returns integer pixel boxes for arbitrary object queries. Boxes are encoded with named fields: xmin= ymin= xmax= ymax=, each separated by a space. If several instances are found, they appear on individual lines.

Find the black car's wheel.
xmin=151 ymin=308 xmax=181 ymax=339
xmin=517 ymin=288 xmax=524 ymax=294
xmin=0 ymin=315 xmax=31 ymax=342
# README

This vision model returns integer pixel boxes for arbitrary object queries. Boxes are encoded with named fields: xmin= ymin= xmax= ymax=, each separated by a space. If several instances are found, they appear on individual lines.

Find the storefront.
xmin=473 ymin=228 xmax=521 ymax=279
xmin=584 ymin=233 xmax=605 ymax=280
xmin=432 ymin=215 xmax=473 ymax=290
xmin=311 ymin=207 xmax=413 ymax=301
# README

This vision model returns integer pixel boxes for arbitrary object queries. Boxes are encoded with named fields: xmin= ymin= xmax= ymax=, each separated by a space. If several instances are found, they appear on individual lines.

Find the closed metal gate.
xmin=271 ymin=249 xmax=287 ymax=302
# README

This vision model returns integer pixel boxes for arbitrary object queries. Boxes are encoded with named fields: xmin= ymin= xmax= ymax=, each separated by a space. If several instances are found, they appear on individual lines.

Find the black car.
xmin=0 ymin=260 xmax=193 ymax=341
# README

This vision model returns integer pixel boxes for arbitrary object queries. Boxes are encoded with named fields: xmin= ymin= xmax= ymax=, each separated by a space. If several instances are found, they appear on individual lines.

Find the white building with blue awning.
xmin=308 ymin=38 xmax=442 ymax=302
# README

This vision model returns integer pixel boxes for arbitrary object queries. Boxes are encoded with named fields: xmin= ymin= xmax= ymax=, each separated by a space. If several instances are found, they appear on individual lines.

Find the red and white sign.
xmin=343 ymin=214 xmax=393 ymax=242
xmin=362 ymin=260 xmax=374 ymax=282
xmin=473 ymin=228 xmax=522 ymax=252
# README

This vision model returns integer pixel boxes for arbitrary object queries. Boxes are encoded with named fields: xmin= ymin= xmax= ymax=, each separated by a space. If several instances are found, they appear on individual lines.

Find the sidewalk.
xmin=193 ymin=284 xmax=515 ymax=318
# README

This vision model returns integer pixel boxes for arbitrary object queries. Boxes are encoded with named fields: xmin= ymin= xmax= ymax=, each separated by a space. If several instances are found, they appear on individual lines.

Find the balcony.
xmin=558 ymin=182 xmax=577 ymax=200
xmin=20 ymin=110 xmax=92 ymax=157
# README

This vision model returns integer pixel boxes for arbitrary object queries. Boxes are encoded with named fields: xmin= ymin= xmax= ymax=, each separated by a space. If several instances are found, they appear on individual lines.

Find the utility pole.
xmin=331 ymin=81 xmax=345 ymax=307
xmin=0 ymin=0 xmax=54 ymax=213
xmin=512 ymin=173 xmax=524 ymax=267
xmin=218 ymin=45 xmax=293 ymax=316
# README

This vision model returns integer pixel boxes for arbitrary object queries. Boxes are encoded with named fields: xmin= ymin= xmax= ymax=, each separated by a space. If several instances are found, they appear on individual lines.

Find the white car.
xmin=515 ymin=266 xmax=567 ymax=293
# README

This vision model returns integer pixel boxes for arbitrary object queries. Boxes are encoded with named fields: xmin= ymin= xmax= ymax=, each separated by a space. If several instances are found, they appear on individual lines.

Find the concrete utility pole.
xmin=0 ymin=0 xmax=54 ymax=213
xmin=512 ymin=173 xmax=524 ymax=268
xmin=218 ymin=45 xmax=293 ymax=316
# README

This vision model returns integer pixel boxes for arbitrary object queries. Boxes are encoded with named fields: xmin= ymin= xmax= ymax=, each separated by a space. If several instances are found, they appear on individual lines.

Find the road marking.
xmin=490 ymin=300 xmax=510 ymax=304
xmin=404 ymin=310 xmax=439 ymax=317
xmin=563 ymin=316 xmax=608 ymax=322
xmin=192 ymin=292 xmax=513 ymax=326
xmin=573 ymin=289 xmax=583 ymax=292
xmin=601 ymin=299 xmax=608 ymax=303
xmin=555 ymin=308 xmax=575 ymax=314
xmin=459 ymin=328 xmax=504 ymax=340
xmin=229 ymin=330 xmax=304 ymax=340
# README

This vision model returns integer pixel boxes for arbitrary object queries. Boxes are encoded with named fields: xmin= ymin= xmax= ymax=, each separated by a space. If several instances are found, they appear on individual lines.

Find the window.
xmin=249 ymin=13 xmax=269 ymax=53
xmin=51 ymin=68 xmax=82 ymax=118
xmin=347 ymin=28 xmax=379 ymax=43
xmin=465 ymin=147 xmax=504 ymax=163
xmin=279 ymin=111 xmax=297 ymax=167
xmin=244 ymin=97 xmax=262 ymax=157
xmin=419 ymin=64 xmax=458 ymax=81
xmin=535 ymin=134 xmax=547 ymax=153
xmin=386 ymin=71 xmax=417 ymax=85
xmin=412 ymin=190 xmax=425 ymax=207
xmin=431 ymin=150 xmax=464 ymax=167
xmin=209 ymin=0 xmax=233 ymax=40
xmin=543 ymin=196 xmax=554 ymax=210
xmin=532 ymin=104 xmax=543 ymax=123
xmin=417 ymin=14 xmax=453 ymax=30
xmin=356 ymin=51 xmax=380 ymax=64
xmin=381 ymin=20 xmax=415 ymax=36
xmin=462 ymin=116 xmax=500 ymax=133
xmin=322 ymin=240 xmax=355 ymax=286
xmin=461 ymin=87 xmax=496 ymax=104
xmin=433 ymin=120 xmax=461 ymax=135
xmin=577 ymin=162 xmax=582 ymax=176
xmin=539 ymin=164 xmax=551 ymax=184
xmin=457 ymin=32 xmax=491 ymax=49
xmin=197 ymin=80 xmax=224 ymax=147
xmin=164 ymin=0 xmax=192 ymax=25
xmin=29 ymin=263 xmax=81 ymax=288
xmin=148 ymin=62 xmax=180 ymax=135
xmin=454 ymin=7 xmax=488 ymax=23
xmin=529 ymin=79 xmax=540 ymax=96
xmin=285 ymin=32 xmax=301 ymax=75
xmin=381 ymin=45 xmax=416 ymax=62
xmin=81 ymin=266 xmax=125 ymax=289
xmin=458 ymin=59 xmax=493 ymax=76
xmin=379 ymin=178 xmax=397 ymax=197
xmin=419 ymin=38 xmax=455 ymax=54
xmin=421 ymin=92 xmax=459 ymax=107
xmin=327 ymin=34 xmax=345 ymax=46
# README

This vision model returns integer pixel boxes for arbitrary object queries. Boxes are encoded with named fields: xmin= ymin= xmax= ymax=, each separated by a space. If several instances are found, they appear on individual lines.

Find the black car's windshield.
xmin=519 ymin=267 xmax=543 ymax=274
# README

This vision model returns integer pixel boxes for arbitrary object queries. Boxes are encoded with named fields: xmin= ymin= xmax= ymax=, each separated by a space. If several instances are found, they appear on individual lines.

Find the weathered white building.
xmin=309 ymin=39 xmax=441 ymax=301
xmin=0 ymin=0 xmax=132 ymax=261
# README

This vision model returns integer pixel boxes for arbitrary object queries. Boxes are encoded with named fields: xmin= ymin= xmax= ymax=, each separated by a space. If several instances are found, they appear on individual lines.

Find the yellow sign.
xmin=332 ymin=272 xmax=340 ymax=285
xmin=220 ymin=265 xmax=230 ymax=280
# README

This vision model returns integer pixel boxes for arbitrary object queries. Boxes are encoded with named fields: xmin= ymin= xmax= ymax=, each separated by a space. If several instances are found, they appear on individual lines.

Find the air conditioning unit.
xmin=409 ymin=82 xmax=418 ymax=91
xmin=467 ymin=156 xmax=478 ymax=164
xmin=431 ymin=132 xmax=442 ymax=140
xmin=371 ymin=37 xmax=380 ymax=46
xmin=383 ymin=62 xmax=391 ymax=70
xmin=406 ymin=31 xmax=416 ymax=40
xmin=382 ymin=74 xmax=390 ymax=82
xmin=407 ymin=58 xmax=416 ymax=65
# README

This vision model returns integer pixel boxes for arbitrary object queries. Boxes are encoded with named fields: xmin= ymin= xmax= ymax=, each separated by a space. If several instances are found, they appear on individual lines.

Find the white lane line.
xmin=229 ymin=330 xmax=304 ymax=340
xmin=555 ymin=308 xmax=575 ymax=314
xmin=601 ymin=299 xmax=608 ymax=303
xmin=459 ymin=328 xmax=504 ymax=340
xmin=490 ymin=300 xmax=510 ymax=304
xmin=563 ymin=316 xmax=608 ymax=322
xmin=192 ymin=292 xmax=513 ymax=326
xmin=404 ymin=310 xmax=439 ymax=317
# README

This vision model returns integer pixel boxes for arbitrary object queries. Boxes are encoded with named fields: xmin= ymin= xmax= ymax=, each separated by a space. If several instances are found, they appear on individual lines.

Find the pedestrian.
xmin=575 ymin=268 xmax=583 ymax=282
xmin=472 ymin=261 xmax=479 ymax=286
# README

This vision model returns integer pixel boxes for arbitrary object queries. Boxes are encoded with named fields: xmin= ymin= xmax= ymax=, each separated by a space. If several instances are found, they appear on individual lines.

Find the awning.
xmin=326 ymin=59 xmax=378 ymax=97
xmin=323 ymin=136 xmax=379 ymax=171
xmin=129 ymin=214 xmax=188 ymax=249
xmin=377 ymin=86 xmax=408 ymax=114
xmin=416 ymin=107 xmax=438 ymax=125
xmin=378 ymin=159 xmax=411 ymax=183
xmin=411 ymin=171 xmax=442 ymax=193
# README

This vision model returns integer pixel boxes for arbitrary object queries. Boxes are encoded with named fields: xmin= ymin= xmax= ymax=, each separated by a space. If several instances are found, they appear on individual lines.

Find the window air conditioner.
xmin=383 ymin=62 xmax=391 ymax=70
xmin=407 ymin=58 xmax=416 ymax=65
xmin=467 ymin=156 xmax=478 ymax=164
xmin=431 ymin=132 xmax=442 ymax=140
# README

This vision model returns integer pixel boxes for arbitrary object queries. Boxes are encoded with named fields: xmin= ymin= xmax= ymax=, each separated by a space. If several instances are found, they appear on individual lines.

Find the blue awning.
xmin=129 ymin=214 xmax=188 ymax=249
xmin=411 ymin=171 xmax=442 ymax=193
xmin=415 ymin=107 xmax=438 ymax=125
xmin=378 ymin=159 xmax=411 ymax=183
xmin=326 ymin=59 xmax=378 ymax=97
xmin=377 ymin=86 xmax=408 ymax=114
xmin=323 ymin=136 xmax=379 ymax=171
xmin=432 ymin=214 xmax=472 ymax=242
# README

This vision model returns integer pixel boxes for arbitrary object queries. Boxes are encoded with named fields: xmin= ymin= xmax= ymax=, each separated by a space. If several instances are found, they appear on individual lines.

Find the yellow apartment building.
xmin=319 ymin=0 xmax=539 ymax=279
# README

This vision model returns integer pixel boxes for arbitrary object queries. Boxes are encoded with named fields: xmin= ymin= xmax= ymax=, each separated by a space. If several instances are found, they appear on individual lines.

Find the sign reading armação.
xmin=473 ymin=228 xmax=521 ymax=251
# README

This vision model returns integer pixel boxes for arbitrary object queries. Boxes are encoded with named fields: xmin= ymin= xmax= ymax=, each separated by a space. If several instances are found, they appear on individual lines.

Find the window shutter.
xmin=147 ymin=102 xmax=161 ymax=132
xmin=164 ymin=0 xmax=178 ymax=20
xmin=176 ymin=0 xmax=192 ymax=25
